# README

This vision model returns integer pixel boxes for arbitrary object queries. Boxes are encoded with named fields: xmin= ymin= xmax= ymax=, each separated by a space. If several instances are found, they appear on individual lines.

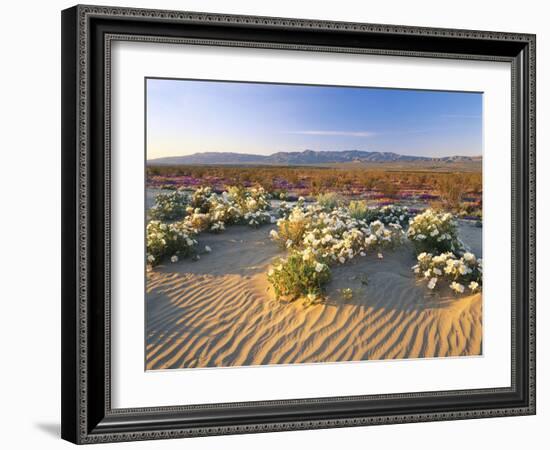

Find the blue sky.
xmin=146 ymin=78 xmax=482 ymax=160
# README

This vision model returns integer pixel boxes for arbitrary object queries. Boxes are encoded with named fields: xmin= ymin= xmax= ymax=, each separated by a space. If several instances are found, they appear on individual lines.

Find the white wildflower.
xmin=450 ymin=281 xmax=465 ymax=294
xmin=463 ymin=252 xmax=475 ymax=262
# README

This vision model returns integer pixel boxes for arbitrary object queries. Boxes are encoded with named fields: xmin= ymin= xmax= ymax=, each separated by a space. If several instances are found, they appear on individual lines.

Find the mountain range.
xmin=148 ymin=150 xmax=481 ymax=166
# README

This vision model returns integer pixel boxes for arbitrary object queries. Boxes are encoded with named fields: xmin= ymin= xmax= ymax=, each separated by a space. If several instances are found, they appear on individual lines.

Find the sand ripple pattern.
xmin=146 ymin=226 xmax=482 ymax=370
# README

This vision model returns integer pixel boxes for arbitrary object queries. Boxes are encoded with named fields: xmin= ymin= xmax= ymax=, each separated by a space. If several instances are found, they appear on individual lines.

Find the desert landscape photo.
xmin=144 ymin=79 xmax=483 ymax=370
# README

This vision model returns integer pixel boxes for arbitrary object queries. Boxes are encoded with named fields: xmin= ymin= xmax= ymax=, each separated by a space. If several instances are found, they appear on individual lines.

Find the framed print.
xmin=61 ymin=5 xmax=536 ymax=444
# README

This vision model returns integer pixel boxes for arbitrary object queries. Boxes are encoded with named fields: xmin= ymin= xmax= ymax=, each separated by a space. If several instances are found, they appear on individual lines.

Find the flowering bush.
xmin=364 ymin=220 xmax=405 ymax=251
xmin=183 ymin=211 xmax=212 ymax=233
xmin=406 ymin=209 xmax=461 ymax=255
xmin=277 ymin=201 xmax=293 ymax=218
xmin=149 ymin=190 xmax=190 ymax=221
xmin=227 ymin=185 xmax=270 ymax=213
xmin=244 ymin=210 xmax=275 ymax=228
xmin=272 ymin=205 xmax=404 ymax=258
xmin=375 ymin=205 xmax=414 ymax=227
xmin=267 ymin=253 xmax=330 ymax=302
xmin=348 ymin=202 xmax=412 ymax=228
xmin=271 ymin=206 xmax=313 ymax=249
xmin=146 ymin=220 xmax=198 ymax=267
xmin=182 ymin=185 xmax=274 ymax=233
xmin=189 ymin=186 xmax=214 ymax=212
xmin=412 ymin=251 xmax=482 ymax=294
xmin=268 ymin=204 xmax=405 ymax=301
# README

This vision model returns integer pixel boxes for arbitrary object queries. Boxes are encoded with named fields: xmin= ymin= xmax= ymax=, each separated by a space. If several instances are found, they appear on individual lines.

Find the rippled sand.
xmin=146 ymin=225 xmax=482 ymax=370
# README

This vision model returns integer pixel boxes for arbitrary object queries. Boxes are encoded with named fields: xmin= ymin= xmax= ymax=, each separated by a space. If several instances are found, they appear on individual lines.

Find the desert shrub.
xmin=184 ymin=212 xmax=212 ymax=233
xmin=316 ymin=192 xmax=342 ymax=210
xmin=267 ymin=253 xmax=330 ymax=301
xmin=190 ymin=186 xmax=214 ymax=212
xmin=359 ymin=173 xmax=378 ymax=191
xmin=413 ymin=251 xmax=482 ymax=294
xmin=244 ymin=210 xmax=275 ymax=228
xmin=183 ymin=185 xmax=274 ymax=234
xmin=272 ymin=205 xmax=405 ymax=258
xmin=348 ymin=202 xmax=412 ymax=228
xmin=373 ymin=205 xmax=413 ymax=227
xmin=268 ymin=205 xmax=405 ymax=301
xmin=437 ymin=174 xmax=467 ymax=209
xmin=456 ymin=201 xmax=483 ymax=221
xmin=208 ymin=196 xmax=242 ymax=225
xmin=271 ymin=207 xmax=312 ymax=248
xmin=147 ymin=165 xmax=482 ymax=201
xmin=407 ymin=209 xmax=461 ymax=255
xmin=318 ymin=225 xmax=372 ymax=263
xmin=309 ymin=178 xmax=323 ymax=196
xmin=377 ymin=179 xmax=399 ymax=198
xmin=380 ymin=205 xmax=410 ymax=224
xmin=159 ymin=184 xmax=178 ymax=190
xmin=277 ymin=201 xmax=293 ymax=218
xmin=341 ymin=288 xmax=354 ymax=301
xmin=364 ymin=220 xmax=405 ymax=251
xmin=227 ymin=185 xmax=270 ymax=213
xmin=146 ymin=220 xmax=198 ymax=267
xmin=149 ymin=190 xmax=189 ymax=221
xmin=348 ymin=200 xmax=370 ymax=220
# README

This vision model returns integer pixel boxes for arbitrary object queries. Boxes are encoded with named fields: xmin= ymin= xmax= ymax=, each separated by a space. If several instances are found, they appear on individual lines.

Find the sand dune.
xmin=146 ymin=225 xmax=482 ymax=370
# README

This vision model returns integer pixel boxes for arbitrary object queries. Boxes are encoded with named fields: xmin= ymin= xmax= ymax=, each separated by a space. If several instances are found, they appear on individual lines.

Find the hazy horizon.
xmin=147 ymin=148 xmax=483 ymax=161
xmin=147 ymin=79 xmax=483 ymax=160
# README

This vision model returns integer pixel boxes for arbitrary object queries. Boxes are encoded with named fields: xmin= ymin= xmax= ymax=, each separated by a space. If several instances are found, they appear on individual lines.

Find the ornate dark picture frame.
xmin=61 ymin=4 xmax=536 ymax=444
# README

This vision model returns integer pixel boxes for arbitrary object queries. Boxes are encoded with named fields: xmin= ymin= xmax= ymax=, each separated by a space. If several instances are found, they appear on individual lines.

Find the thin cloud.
xmin=287 ymin=130 xmax=376 ymax=137
xmin=440 ymin=114 xmax=482 ymax=119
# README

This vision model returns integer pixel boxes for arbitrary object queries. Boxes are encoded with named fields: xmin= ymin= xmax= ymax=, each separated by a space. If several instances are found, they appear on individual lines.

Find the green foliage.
xmin=341 ymin=288 xmax=353 ymax=301
xmin=267 ymin=253 xmax=330 ymax=301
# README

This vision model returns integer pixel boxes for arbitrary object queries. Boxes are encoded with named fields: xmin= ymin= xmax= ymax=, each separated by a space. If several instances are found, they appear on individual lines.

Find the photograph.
xmin=57 ymin=3 xmax=537 ymax=444
xmin=144 ymin=78 xmax=484 ymax=370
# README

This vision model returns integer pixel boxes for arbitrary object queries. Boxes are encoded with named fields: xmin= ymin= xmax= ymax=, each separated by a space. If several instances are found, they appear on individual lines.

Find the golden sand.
xmin=146 ymin=225 xmax=482 ymax=370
